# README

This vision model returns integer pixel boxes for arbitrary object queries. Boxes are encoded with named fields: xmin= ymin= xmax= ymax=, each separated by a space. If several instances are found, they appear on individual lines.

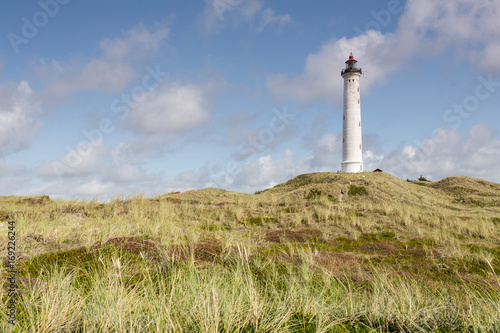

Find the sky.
xmin=1 ymin=0 xmax=500 ymax=201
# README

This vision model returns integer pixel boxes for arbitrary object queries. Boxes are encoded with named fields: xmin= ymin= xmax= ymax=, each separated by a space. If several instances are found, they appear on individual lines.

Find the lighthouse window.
xmin=358 ymin=99 xmax=360 ymax=104
xmin=343 ymin=138 xmax=345 ymax=143
xmin=359 ymin=121 xmax=361 ymax=127
xmin=359 ymin=144 xmax=362 ymax=149
xmin=357 ymin=87 xmax=359 ymax=92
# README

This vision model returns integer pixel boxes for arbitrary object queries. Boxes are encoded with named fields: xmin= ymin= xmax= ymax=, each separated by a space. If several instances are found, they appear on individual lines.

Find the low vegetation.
xmin=1 ymin=172 xmax=499 ymax=332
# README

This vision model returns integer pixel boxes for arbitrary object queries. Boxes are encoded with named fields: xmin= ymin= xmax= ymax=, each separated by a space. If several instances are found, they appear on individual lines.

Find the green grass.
xmin=1 ymin=172 xmax=500 ymax=332
xmin=348 ymin=185 xmax=368 ymax=196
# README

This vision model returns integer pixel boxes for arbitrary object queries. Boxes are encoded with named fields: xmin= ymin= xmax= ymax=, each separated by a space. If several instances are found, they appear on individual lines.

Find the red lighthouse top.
xmin=341 ymin=52 xmax=362 ymax=75
xmin=345 ymin=52 xmax=357 ymax=63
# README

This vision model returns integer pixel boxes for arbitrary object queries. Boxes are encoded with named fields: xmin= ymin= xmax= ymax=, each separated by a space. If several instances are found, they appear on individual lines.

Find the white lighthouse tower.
xmin=341 ymin=52 xmax=363 ymax=173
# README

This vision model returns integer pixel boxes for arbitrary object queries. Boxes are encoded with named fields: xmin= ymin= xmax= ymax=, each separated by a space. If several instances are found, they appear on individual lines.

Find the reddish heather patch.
xmin=359 ymin=241 xmax=400 ymax=255
xmin=167 ymin=238 xmax=224 ymax=263
xmin=430 ymin=249 xmax=443 ymax=258
xmin=314 ymin=252 xmax=365 ymax=277
xmin=265 ymin=228 xmax=323 ymax=243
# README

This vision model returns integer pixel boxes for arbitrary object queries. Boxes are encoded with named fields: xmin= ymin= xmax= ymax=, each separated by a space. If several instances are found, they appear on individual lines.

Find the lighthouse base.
xmin=341 ymin=162 xmax=363 ymax=173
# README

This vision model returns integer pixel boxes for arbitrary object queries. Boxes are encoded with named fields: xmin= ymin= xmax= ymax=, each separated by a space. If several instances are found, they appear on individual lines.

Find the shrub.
xmin=348 ymin=185 xmax=368 ymax=196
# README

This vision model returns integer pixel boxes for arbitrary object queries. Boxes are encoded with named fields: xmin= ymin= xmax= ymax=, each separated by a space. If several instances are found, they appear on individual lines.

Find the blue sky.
xmin=1 ymin=0 xmax=500 ymax=200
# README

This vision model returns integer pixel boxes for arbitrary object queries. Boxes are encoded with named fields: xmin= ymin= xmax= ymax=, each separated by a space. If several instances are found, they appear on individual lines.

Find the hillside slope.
xmin=1 ymin=172 xmax=500 ymax=331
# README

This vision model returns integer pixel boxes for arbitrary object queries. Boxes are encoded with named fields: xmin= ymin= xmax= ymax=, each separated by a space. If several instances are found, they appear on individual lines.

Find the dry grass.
xmin=1 ymin=172 xmax=499 ymax=331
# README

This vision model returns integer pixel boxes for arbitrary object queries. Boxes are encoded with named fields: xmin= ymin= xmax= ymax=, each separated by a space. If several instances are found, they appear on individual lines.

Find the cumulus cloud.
xmin=364 ymin=123 xmax=500 ymax=182
xmin=40 ymin=60 xmax=135 ymax=101
xmin=32 ymin=140 xmax=159 ymax=200
xmin=38 ymin=139 xmax=108 ymax=178
xmin=74 ymin=180 xmax=115 ymax=197
xmin=398 ymin=0 xmax=500 ymax=56
xmin=209 ymin=123 xmax=500 ymax=193
xmin=256 ymin=8 xmax=291 ymax=32
xmin=38 ymin=24 xmax=169 ymax=102
xmin=226 ymin=108 xmax=300 ymax=162
xmin=268 ymin=0 xmax=500 ymax=103
xmin=267 ymin=30 xmax=400 ymax=103
xmin=201 ymin=0 xmax=291 ymax=33
xmin=231 ymin=151 xmax=298 ymax=190
xmin=0 ymin=81 xmax=41 ymax=155
xmin=25 ymin=180 xmax=74 ymax=200
xmin=100 ymin=143 xmax=150 ymax=183
xmin=99 ymin=23 xmax=169 ymax=60
xmin=479 ymin=43 xmax=500 ymax=72
xmin=211 ymin=135 xmax=341 ymax=193
xmin=308 ymin=133 xmax=341 ymax=171
xmin=126 ymin=80 xmax=213 ymax=134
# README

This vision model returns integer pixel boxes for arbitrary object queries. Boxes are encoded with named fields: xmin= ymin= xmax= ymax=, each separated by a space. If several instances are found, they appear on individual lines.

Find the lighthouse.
xmin=341 ymin=52 xmax=363 ymax=173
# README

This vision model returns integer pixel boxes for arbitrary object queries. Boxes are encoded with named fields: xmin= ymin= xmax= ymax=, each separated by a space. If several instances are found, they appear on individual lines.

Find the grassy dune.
xmin=1 ymin=172 xmax=499 ymax=332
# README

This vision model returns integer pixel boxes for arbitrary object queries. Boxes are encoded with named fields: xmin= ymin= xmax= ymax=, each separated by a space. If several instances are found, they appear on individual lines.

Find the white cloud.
xmin=398 ymin=0 xmax=500 ymax=53
xmin=0 ymin=81 xmax=41 ymax=155
xmin=38 ymin=139 xmax=107 ymax=178
xmin=482 ymin=43 xmax=500 ymax=72
xmin=268 ymin=0 xmax=500 ymax=103
xmin=37 ymin=24 xmax=169 ymax=102
xmin=257 ymin=8 xmax=291 ymax=32
xmin=32 ymin=139 xmax=162 ymax=200
xmin=41 ymin=60 xmax=134 ymax=101
xmin=74 ymin=180 xmax=115 ymax=197
xmin=364 ymin=123 xmax=500 ymax=182
xmin=25 ymin=180 xmax=74 ymax=200
xmin=211 ymin=123 xmax=500 ymax=193
xmin=308 ymin=133 xmax=341 ymax=171
xmin=267 ymin=30 xmax=399 ymax=103
xmin=11 ymin=123 xmax=499 ymax=200
xmin=126 ymin=80 xmax=212 ymax=134
xmin=212 ymin=143 xmax=338 ymax=193
xmin=201 ymin=0 xmax=291 ymax=33
xmin=99 ymin=23 xmax=169 ymax=60
xmin=100 ymin=143 xmax=149 ymax=183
